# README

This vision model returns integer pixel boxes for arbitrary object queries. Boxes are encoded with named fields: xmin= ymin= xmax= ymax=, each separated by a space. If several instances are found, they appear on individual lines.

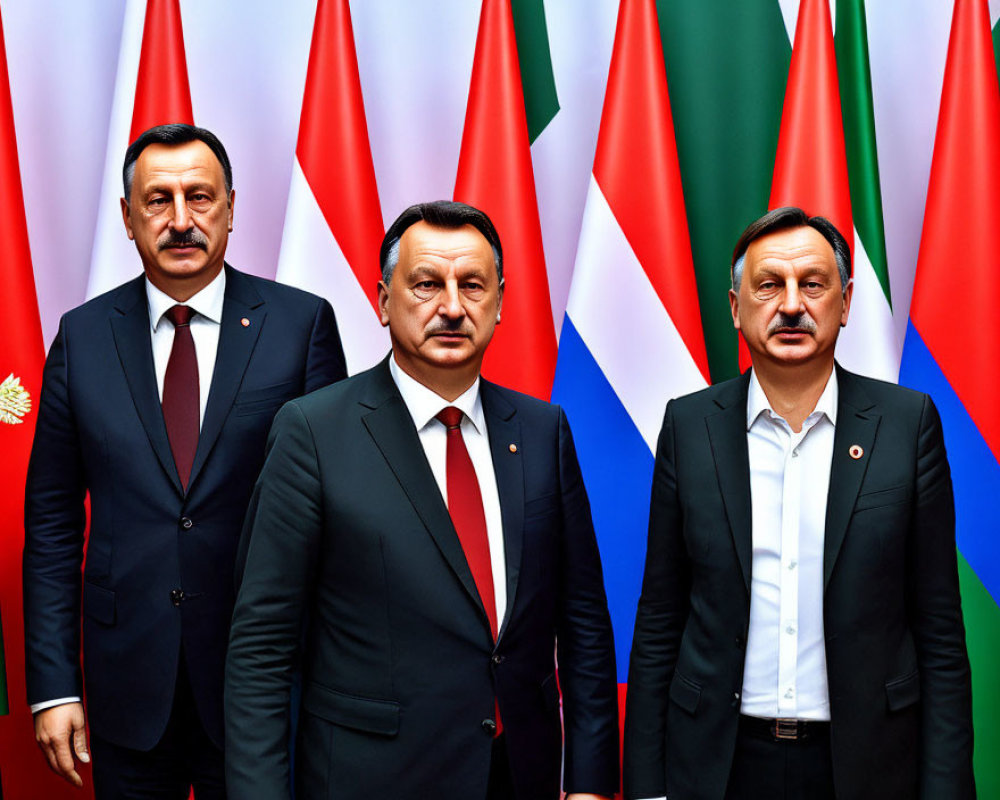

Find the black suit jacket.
xmin=225 ymin=358 xmax=619 ymax=800
xmin=23 ymin=265 xmax=346 ymax=750
xmin=623 ymin=365 xmax=974 ymax=800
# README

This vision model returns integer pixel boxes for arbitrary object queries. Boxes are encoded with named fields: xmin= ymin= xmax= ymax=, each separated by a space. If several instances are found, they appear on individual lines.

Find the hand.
xmin=34 ymin=702 xmax=90 ymax=787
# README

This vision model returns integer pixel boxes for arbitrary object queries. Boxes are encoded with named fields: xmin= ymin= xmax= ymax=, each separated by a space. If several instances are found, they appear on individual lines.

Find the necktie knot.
xmin=436 ymin=406 xmax=463 ymax=430
xmin=165 ymin=304 xmax=194 ymax=327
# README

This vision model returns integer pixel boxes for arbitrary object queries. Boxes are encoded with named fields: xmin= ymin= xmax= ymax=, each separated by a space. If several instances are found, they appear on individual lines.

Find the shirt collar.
xmin=146 ymin=268 xmax=227 ymax=332
xmin=747 ymin=367 xmax=839 ymax=430
xmin=388 ymin=354 xmax=485 ymax=435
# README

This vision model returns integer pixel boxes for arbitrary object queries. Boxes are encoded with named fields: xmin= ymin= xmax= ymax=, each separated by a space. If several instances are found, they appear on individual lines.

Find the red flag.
xmin=454 ymin=0 xmax=557 ymax=399
xmin=130 ymin=0 xmax=193 ymax=141
xmin=0 ymin=9 xmax=91 ymax=798
xmin=739 ymin=0 xmax=853 ymax=373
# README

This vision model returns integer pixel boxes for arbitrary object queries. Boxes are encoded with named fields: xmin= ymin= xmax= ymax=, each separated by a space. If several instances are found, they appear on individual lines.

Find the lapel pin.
xmin=240 ymin=317 xmax=251 ymax=328
xmin=849 ymin=444 xmax=864 ymax=460
xmin=509 ymin=443 xmax=517 ymax=453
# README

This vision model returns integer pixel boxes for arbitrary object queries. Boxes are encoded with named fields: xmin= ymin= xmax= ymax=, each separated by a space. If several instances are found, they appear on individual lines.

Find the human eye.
xmin=461 ymin=280 xmax=485 ymax=297
xmin=411 ymin=279 xmax=440 ymax=300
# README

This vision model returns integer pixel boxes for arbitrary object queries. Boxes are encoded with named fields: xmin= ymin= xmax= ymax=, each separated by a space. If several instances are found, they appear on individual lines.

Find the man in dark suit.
xmin=225 ymin=200 xmax=619 ymax=800
xmin=23 ymin=124 xmax=346 ymax=798
xmin=624 ymin=207 xmax=974 ymax=800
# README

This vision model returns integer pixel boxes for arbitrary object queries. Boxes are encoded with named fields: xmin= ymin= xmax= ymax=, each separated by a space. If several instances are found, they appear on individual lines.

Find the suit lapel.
xmin=824 ymin=366 xmax=880 ymax=589
xmin=110 ymin=276 xmax=183 ymax=496
xmin=188 ymin=266 xmax=265 ymax=490
xmin=361 ymin=360 xmax=491 ymax=629
xmin=481 ymin=382 xmax=522 ymax=640
xmin=706 ymin=374 xmax=753 ymax=594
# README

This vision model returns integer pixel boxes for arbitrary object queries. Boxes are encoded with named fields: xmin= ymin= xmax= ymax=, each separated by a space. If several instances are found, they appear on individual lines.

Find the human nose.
xmin=779 ymin=279 xmax=804 ymax=315
xmin=438 ymin=279 xmax=464 ymax=319
xmin=169 ymin=195 xmax=193 ymax=231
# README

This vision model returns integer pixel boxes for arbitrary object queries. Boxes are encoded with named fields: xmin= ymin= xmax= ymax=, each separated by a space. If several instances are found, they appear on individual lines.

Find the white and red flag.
xmin=86 ymin=0 xmax=193 ymax=299
xmin=275 ymin=0 xmax=386 ymax=374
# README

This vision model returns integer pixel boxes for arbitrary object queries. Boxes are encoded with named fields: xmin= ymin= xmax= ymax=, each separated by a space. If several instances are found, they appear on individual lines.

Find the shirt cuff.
xmin=30 ymin=697 xmax=81 ymax=714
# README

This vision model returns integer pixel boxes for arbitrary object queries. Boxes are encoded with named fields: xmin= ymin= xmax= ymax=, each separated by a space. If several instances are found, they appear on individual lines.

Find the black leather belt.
xmin=739 ymin=714 xmax=830 ymax=742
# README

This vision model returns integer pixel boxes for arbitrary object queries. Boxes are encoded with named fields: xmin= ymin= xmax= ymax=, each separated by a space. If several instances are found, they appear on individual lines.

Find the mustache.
xmin=425 ymin=319 xmax=471 ymax=337
xmin=158 ymin=229 xmax=208 ymax=250
xmin=768 ymin=312 xmax=817 ymax=335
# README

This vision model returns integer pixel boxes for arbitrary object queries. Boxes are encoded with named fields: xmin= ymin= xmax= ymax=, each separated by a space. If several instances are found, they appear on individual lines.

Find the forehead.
xmin=744 ymin=225 xmax=837 ymax=275
xmin=133 ymin=140 xmax=225 ymax=187
xmin=397 ymin=221 xmax=494 ymax=272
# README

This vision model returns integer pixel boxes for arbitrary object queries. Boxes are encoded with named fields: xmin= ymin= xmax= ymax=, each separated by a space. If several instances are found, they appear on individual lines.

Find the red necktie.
xmin=437 ymin=406 xmax=498 ymax=638
xmin=162 ymin=305 xmax=199 ymax=491
xmin=437 ymin=407 xmax=503 ymax=735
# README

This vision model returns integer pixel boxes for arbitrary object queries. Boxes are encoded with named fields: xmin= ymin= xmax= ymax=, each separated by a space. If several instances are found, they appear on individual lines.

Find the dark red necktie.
xmin=437 ymin=406 xmax=502 ymax=735
xmin=162 ymin=305 xmax=199 ymax=491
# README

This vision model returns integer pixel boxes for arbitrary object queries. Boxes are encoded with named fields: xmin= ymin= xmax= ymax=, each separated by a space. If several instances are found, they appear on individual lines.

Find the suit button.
xmin=491 ymin=654 xmax=504 ymax=666
xmin=170 ymin=589 xmax=185 ymax=606
xmin=481 ymin=718 xmax=497 ymax=735
xmin=735 ymin=636 xmax=744 ymax=648
xmin=180 ymin=517 xmax=193 ymax=530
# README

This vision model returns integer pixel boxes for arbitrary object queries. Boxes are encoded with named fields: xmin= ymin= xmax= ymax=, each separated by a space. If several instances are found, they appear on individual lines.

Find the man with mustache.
xmin=225 ymin=201 xmax=619 ymax=800
xmin=624 ymin=207 xmax=974 ymax=799
xmin=23 ymin=124 xmax=346 ymax=798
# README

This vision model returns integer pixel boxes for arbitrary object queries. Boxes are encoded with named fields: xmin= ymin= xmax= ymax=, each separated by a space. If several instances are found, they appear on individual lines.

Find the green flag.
xmin=657 ymin=0 xmax=790 ymax=381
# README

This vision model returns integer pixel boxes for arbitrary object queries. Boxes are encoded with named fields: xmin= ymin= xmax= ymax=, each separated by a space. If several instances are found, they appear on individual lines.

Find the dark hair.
xmin=379 ymin=201 xmax=503 ymax=286
xmin=123 ymin=124 xmax=233 ymax=200
xmin=731 ymin=207 xmax=851 ymax=292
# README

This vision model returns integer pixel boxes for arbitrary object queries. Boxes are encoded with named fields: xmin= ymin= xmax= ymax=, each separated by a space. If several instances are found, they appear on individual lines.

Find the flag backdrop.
xmin=0 ymin=7 xmax=86 ymax=797
xmin=0 ymin=0 xmax=996 ymax=794
xmin=899 ymin=0 xmax=1000 ymax=793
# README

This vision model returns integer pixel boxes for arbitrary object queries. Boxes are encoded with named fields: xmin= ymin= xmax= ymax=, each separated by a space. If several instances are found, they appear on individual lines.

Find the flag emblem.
xmin=0 ymin=372 xmax=30 ymax=425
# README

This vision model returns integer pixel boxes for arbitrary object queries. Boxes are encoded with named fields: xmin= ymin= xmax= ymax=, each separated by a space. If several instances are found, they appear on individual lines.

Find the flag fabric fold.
xmin=749 ymin=0 xmax=899 ymax=380
xmin=899 ymin=0 xmax=1000 ymax=792
xmin=86 ymin=0 xmax=194 ymax=300
xmin=275 ymin=0 xmax=387 ymax=375
xmin=0 ymin=7 xmax=87 ymax=796
xmin=552 ymin=0 xmax=709 ymax=748
xmin=454 ymin=0 xmax=556 ymax=399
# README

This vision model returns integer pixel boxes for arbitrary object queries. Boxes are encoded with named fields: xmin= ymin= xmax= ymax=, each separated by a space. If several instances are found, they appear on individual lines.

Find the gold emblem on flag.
xmin=0 ymin=373 xmax=32 ymax=425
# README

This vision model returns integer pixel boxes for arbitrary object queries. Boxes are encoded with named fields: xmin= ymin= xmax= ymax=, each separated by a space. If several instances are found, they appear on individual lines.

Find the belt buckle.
xmin=773 ymin=718 xmax=800 ymax=740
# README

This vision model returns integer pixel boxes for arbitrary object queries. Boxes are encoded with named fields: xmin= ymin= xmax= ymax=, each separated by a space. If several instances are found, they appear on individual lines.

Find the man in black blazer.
xmin=225 ymin=200 xmax=619 ymax=800
xmin=23 ymin=124 xmax=346 ymax=797
xmin=624 ymin=207 xmax=974 ymax=800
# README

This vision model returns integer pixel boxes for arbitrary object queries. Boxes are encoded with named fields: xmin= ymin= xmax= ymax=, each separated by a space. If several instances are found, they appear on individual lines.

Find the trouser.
xmin=90 ymin=661 xmax=225 ymax=800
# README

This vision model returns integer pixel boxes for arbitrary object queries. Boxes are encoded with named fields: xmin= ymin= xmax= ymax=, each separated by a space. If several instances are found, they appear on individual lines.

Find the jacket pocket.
xmin=854 ymin=484 xmax=910 ymax=512
xmin=82 ymin=582 xmax=116 ymax=625
xmin=885 ymin=670 xmax=920 ymax=711
xmin=233 ymin=381 xmax=297 ymax=417
xmin=302 ymin=682 xmax=400 ymax=736
xmin=669 ymin=671 xmax=702 ymax=715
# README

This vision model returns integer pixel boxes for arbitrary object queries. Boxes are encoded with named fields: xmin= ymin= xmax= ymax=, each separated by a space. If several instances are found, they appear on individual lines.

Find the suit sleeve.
xmin=623 ymin=401 xmax=691 ymax=800
xmin=22 ymin=318 xmax=87 ymax=707
xmin=554 ymin=408 xmax=620 ymax=797
xmin=225 ymin=402 xmax=323 ymax=800
xmin=908 ymin=395 xmax=975 ymax=798
xmin=304 ymin=298 xmax=347 ymax=392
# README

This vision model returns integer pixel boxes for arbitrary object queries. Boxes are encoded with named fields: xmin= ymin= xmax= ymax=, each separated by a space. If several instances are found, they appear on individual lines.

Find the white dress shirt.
xmin=388 ymin=356 xmax=508 ymax=631
xmin=32 ymin=270 xmax=226 ymax=714
xmin=740 ymin=368 xmax=837 ymax=721
xmin=147 ymin=269 xmax=226 ymax=427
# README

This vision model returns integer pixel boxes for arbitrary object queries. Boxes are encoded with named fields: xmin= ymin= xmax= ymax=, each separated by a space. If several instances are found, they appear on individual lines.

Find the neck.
xmin=145 ymin=263 xmax=224 ymax=303
xmin=392 ymin=353 xmax=480 ymax=402
xmin=753 ymin=358 xmax=834 ymax=433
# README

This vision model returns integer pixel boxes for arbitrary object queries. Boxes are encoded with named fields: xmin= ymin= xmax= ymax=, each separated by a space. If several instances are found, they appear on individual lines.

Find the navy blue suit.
xmin=23 ymin=265 xmax=346 ymax=752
